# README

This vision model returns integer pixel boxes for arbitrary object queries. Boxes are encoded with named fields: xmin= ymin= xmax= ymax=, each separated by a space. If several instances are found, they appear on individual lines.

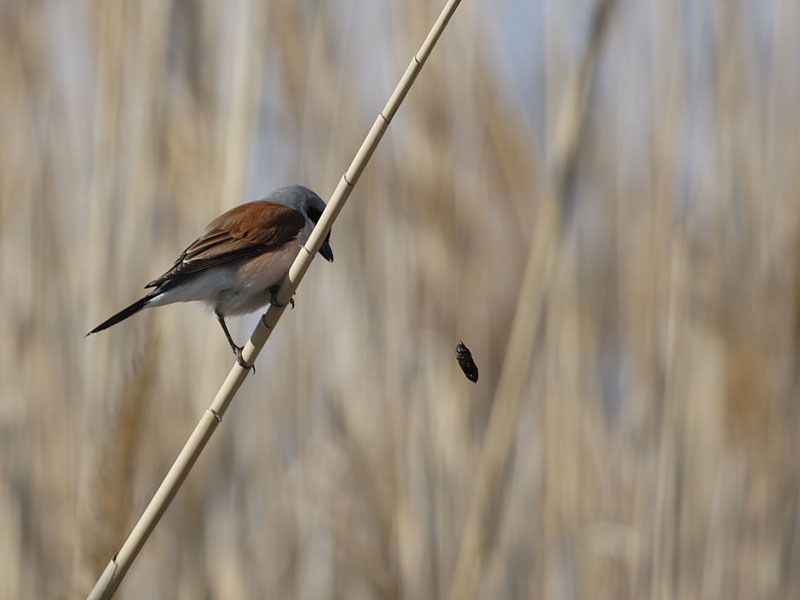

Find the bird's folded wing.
xmin=146 ymin=201 xmax=305 ymax=289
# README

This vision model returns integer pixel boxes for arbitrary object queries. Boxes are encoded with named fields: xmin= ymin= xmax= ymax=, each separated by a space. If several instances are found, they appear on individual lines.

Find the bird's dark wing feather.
xmin=146 ymin=201 xmax=305 ymax=289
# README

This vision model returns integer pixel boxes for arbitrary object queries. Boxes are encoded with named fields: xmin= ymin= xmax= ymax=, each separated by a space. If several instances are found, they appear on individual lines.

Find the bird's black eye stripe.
xmin=307 ymin=207 xmax=322 ymax=223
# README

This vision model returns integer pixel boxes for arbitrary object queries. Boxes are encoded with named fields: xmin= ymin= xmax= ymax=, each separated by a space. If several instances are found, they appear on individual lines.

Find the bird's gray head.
xmin=268 ymin=185 xmax=334 ymax=262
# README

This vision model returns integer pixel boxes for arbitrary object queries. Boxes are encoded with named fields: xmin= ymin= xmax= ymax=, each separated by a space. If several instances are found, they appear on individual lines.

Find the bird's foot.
xmin=268 ymin=286 xmax=295 ymax=309
xmin=233 ymin=345 xmax=255 ymax=374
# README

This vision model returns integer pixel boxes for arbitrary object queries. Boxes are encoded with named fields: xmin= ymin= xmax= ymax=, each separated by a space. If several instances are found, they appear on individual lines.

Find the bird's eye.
xmin=307 ymin=207 xmax=322 ymax=223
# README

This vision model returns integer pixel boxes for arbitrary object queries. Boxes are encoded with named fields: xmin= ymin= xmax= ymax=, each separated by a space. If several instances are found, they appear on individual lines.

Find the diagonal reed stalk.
xmin=87 ymin=1 xmax=463 ymax=597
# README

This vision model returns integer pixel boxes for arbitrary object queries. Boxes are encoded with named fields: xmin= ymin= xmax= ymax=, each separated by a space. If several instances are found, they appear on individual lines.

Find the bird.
xmin=87 ymin=184 xmax=334 ymax=368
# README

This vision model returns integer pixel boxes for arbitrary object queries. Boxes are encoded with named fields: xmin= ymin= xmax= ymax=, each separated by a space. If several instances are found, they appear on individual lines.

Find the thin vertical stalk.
xmin=446 ymin=1 xmax=615 ymax=598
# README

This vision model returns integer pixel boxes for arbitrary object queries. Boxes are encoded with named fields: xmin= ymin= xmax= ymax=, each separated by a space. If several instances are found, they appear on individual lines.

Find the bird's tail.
xmin=86 ymin=293 xmax=155 ymax=336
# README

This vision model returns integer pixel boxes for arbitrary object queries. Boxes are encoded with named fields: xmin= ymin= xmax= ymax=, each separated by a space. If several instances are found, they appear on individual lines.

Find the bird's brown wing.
xmin=146 ymin=201 xmax=305 ymax=289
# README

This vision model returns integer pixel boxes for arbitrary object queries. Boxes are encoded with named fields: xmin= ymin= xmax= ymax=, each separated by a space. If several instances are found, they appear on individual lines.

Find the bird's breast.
xmin=217 ymin=242 xmax=302 ymax=315
xmin=147 ymin=241 xmax=302 ymax=316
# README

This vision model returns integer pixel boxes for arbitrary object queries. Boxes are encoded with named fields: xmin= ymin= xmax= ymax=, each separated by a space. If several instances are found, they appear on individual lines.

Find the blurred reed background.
xmin=1 ymin=0 xmax=799 ymax=598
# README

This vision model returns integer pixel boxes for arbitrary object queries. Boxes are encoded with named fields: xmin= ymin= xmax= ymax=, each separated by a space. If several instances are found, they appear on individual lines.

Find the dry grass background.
xmin=1 ymin=0 xmax=799 ymax=598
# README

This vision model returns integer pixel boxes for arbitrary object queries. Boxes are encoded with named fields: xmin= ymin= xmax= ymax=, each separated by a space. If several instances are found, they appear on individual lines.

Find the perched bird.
xmin=87 ymin=185 xmax=334 ymax=367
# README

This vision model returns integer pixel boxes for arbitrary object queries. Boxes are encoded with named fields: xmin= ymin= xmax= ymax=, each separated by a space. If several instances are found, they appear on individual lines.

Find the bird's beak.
xmin=320 ymin=233 xmax=334 ymax=262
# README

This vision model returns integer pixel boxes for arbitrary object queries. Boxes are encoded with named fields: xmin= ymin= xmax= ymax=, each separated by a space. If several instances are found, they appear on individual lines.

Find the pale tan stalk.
xmin=86 ymin=1 xmax=463 ymax=598
xmin=446 ymin=1 xmax=616 ymax=598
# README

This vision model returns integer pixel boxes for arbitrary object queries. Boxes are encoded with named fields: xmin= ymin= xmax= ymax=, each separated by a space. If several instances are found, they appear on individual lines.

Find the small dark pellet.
xmin=456 ymin=341 xmax=479 ymax=383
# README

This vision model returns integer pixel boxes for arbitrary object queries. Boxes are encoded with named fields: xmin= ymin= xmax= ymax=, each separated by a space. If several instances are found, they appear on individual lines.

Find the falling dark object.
xmin=456 ymin=341 xmax=479 ymax=382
